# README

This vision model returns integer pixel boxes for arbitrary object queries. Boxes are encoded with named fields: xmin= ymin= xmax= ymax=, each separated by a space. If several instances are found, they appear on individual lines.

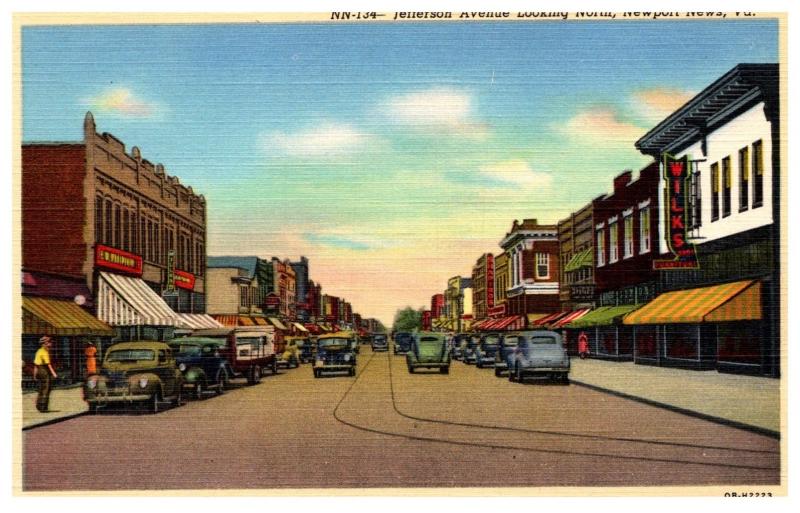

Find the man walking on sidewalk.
xmin=34 ymin=336 xmax=58 ymax=412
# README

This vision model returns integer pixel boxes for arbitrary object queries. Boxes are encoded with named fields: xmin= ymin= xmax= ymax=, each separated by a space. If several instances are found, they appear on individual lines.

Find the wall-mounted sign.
xmin=264 ymin=293 xmax=281 ymax=307
xmin=166 ymin=250 xmax=176 ymax=292
xmin=488 ymin=304 xmax=506 ymax=317
xmin=95 ymin=244 xmax=143 ymax=276
xmin=174 ymin=269 xmax=195 ymax=290
xmin=654 ymin=154 xmax=700 ymax=270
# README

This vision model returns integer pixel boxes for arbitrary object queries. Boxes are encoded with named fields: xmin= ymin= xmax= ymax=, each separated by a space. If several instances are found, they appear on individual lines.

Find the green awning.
xmin=564 ymin=248 xmax=593 ymax=273
xmin=565 ymin=304 xmax=640 ymax=328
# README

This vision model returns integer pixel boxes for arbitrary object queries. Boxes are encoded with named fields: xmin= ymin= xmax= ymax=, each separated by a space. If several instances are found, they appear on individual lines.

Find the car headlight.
xmin=178 ymin=363 xmax=186 ymax=372
xmin=87 ymin=378 xmax=97 ymax=389
xmin=138 ymin=378 xmax=149 ymax=389
xmin=344 ymin=354 xmax=351 ymax=361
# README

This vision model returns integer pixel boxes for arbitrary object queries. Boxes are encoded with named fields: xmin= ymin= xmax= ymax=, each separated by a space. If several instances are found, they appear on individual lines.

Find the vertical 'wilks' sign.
xmin=654 ymin=154 xmax=699 ymax=269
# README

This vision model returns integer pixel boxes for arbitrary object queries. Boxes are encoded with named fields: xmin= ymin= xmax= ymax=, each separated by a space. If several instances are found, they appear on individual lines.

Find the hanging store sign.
xmin=166 ymin=250 xmax=176 ymax=292
xmin=95 ymin=244 xmax=143 ymax=276
xmin=174 ymin=270 xmax=195 ymax=290
xmin=486 ymin=253 xmax=495 ymax=308
xmin=264 ymin=293 xmax=281 ymax=307
xmin=654 ymin=154 xmax=700 ymax=269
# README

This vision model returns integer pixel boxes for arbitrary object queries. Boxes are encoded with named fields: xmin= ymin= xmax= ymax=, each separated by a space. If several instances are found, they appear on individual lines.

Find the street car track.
xmin=330 ymin=350 xmax=778 ymax=472
xmin=385 ymin=352 xmax=778 ymax=456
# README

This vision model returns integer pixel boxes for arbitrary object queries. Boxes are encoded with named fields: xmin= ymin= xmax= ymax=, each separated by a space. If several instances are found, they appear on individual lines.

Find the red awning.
xmin=494 ymin=315 xmax=524 ymax=331
xmin=531 ymin=311 xmax=568 ymax=327
xmin=304 ymin=323 xmax=321 ymax=334
xmin=551 ymin=308 xmax=591 ymax=328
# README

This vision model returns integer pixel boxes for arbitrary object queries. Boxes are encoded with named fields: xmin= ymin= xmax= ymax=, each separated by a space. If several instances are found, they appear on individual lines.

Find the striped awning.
xmin=494 ymin=315 xmax=524 ymax=331
xmin=177 ymin=313 xmax=224 ymax=329
xmin=623 ymin=280 xmax=761 ymax=325
xmin=97 ymin=272 xmax=180 ymax=326
xmin=212 ymin=314 xmax=238 ymax=327
xmin=551 ymin=308 xmax=591 ymax=329
xmin=238 ymin=316 xmax=255 ymax=326
xmin=253 ymin=316 xmax=269 ymax=326
xmin=22 ymin=296 xmax=114 ymax=336
xmin=293 ymin=322 xmax=308 ymax=332
xmin=566 ymin=305 xmax=641 ymax=328
xmin=531 ymin=311 xmax=569 ymax=327
xmin=564 ymin=248 xmax=593 ymax=273
xmin=268 ymin=317 xmax=289 ymax=330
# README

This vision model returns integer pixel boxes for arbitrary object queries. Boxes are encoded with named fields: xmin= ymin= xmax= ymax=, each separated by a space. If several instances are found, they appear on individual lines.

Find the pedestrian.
xmin=34 ymin=336 xmax=58 ymax=412
xmin=578 ymin=331 xmax=589 ymax=359
xmin=85 ymin=340 xmax=98 ymax=376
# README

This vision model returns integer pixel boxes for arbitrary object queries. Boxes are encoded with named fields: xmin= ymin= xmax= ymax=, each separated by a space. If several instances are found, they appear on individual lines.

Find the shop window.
xmin=623 ymin=214 xmax=634 ymax=259
xmin=739 ymin=146 xmax=749 ymax=212
xmin=635 ymin=326 xmax=658 ymax=358
xmin=722 ymin=156 xmax=731 ymax=218
xmin=752 ymin=139 xmax=764 ymax=207
xmin=608 ymin=221 xmax=618 ymax=264
xmin=664 ymin=324 xmax=699 ymax=360
xmin=618 ymin=326 xmax=634 ymax=356
xmin=717 ymin=322 xmax=761 ymax=365
xmin=639 ymin=207 xmax=651 ymax=254
xmin=596 ymin=228 xmax=605 ymax=267
xmin=597 ymin=327 xmax=617 ymax=355
xmin=710 ymin=162 xmax=720 ymax=221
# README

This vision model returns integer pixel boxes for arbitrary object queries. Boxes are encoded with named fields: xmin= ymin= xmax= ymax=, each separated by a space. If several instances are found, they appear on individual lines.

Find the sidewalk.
xmin=21 ymin=385 xmax=88 ymax=430
xmin=570 ymin=358 xmax=781 ymax=437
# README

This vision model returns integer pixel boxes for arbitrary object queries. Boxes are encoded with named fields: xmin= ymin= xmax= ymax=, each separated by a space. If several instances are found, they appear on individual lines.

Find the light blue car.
xmin=507 ymin=330 xmax=570 ymax=383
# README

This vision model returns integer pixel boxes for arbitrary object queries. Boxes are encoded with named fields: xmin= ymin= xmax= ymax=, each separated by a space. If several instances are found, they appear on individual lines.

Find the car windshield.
xmin=503 ymin=337 xmax=520 ymax=347
xmin=483 ymin=336 xmax=500 ymax=346
xmin=530 ymin=336 xmax=559 ymax=345
xmin=467 ymin=338 xmax=479 ymax=348
xmin=172 ymin=345 xmax=201 ymax=356
xmin=320 ymin=338 xmax=349 ymax=347
xmin=374 ymin=336 xmax=386 ymax=342
xmin=106 ymin=349 xmax=155 ymax=362
xmin=419 ymin=337 xmax=440 ymax=344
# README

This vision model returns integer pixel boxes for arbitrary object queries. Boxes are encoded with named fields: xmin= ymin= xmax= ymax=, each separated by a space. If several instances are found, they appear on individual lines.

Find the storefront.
xmin=96 ymin=271 xmax=181 ymax=341
xmin=564 ymin=305 xmax=640 ymax=360
xmin=623 ymin=280 xmax=763 ymax=371
xmin=22 ymin=296 xmax=114 ymax=386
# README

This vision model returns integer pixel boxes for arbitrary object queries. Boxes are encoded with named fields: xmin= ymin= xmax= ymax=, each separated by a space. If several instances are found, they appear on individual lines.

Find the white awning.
xmin=97 ymin=272 xmax=180 ymax=326
xmin=177 ymin=313 xmax=225 ymax=329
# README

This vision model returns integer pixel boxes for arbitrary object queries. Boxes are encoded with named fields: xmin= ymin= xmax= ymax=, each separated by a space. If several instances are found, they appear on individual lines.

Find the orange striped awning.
xmin=623 ymin=280 xmax=761 ymax=325
xmin=253 ymin=316 xmax=269 ymax=326
xmin=23 ymin=297 xmax=114 ymax=336
xmin=211 ymin=315 xmax=238 ymax=327
xmin=238 ymin=316 xmax=255 ymax=326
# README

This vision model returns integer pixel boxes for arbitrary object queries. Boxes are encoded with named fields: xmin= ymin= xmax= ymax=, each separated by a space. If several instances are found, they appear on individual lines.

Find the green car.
xmin=84 ymin=341 xmax=183 ymax=413
xmin=406 ymin=332 xmax=450 ymax=374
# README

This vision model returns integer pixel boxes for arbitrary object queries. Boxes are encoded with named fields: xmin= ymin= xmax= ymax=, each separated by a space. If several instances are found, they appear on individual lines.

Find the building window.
xmin=639 ymin=207 xmax=651 ymax=254
xmin=596 ymin=228 xmax=605 ymax=267
xmin=722 ymin=156 xmax=731 ymax=218
xmin=710 ymin=162 xmax=720 ymax=221
xmin=623 ymin=215 xmax=634 ymax=259
xmin=608 ymin=221 xmax=618 ymax=264
xmin=113 ymin=204 xmax=121 ymax=249
xmin=739 ymin=146 xmax=749 ymax=212
xmin=94 ymin=196 xmax=103 ymax=243
xmin=536 ymin=253 xmax=549 ymax=279
xmin=689 ymin=169 xmax=701 ymax=229
xmin=753 ymin=139 xmax=764 ymax=207
xmin=122 ymin=208 xmax=130 ymax=251
xmin=240 ymin=285 xmax=248 ymax=308
xmin=104 ymin=199 xmax=113 ymax=245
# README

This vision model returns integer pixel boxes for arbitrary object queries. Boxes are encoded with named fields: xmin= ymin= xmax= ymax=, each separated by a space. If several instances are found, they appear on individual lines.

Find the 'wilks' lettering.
xmin=653 ymin=154 xmax=699 ymax=270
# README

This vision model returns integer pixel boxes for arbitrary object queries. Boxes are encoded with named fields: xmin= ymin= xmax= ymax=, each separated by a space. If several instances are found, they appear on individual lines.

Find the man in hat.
xmin=33 ymin=336 xmax=58 ymax=412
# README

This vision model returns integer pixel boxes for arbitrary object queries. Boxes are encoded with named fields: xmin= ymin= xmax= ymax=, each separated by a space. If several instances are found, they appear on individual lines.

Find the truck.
xmin=189 ymin=326 xmax=279 ymax=385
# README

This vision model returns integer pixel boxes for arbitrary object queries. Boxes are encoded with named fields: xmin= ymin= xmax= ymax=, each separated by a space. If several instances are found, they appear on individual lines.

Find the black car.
xmin=450 ymin=333 xmax=470 ymax=360
xmin=475 ymin=333 xmax=501 ymax=368
xmin=169 ymin=338 xmax=233 ymax=399
xmin=393 ymin=332 xmax=414 ymax=354
xmin=371 ymin=333 xmax=389 ymax=352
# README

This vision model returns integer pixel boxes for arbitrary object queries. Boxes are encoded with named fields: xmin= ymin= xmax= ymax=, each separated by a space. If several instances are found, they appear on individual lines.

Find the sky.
xmin=21 ymin=18 xmax=779 ymax=325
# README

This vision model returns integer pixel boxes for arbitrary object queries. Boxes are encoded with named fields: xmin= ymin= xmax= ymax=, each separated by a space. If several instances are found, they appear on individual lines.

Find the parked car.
xmin=371 ymin=333 xmax=389 ymax=352
xmin=84 ymin=341 xmax=183 ymax=413
xmin=406 ymin=332 xmax=450 ymax=374
xmin=191 ymin=326 xmax=278 ymax=384
xmin=300 ymin=336 xmax=316 ymax=364
xmin=168 ymin=337 xmax=233 ymax=399
xmin=463 ymin=335 xmax=480 ymax=364
xmin=314 ymin=331 xmax=357 ymax=378
xmin=450 ymin=333 xmax=469 ymax=360
xmin=494 ymin=332 xmax=521 ymax=377
xmin=507 ymin=330 xmax=570 ymax=383
xmin=475 ymin=333 xmax=501 ymax=368
xmin=393 ymin=332 xmax=414 ymax=355
xmin=279 ymin=336 xmax=305 ymax=369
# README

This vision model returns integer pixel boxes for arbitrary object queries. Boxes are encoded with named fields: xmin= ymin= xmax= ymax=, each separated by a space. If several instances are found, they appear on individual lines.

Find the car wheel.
xmin=313 ymin=369 xmax=320 ymax=378
xmin=440 ymin=366 xmax=449 ymax=374
xmin=194 ymin=381 xmax=205 ymax=400
xmin=349 ymin=367 xmax=356 ymax=377
xmin=515 ymin=365 xmax=523 ymax=383
xmin=476 ymin=361 xmax=482 ymax=369
xmin=174 ymin=387 xmax=183 ymax=407
xmin=87 ymin=402 xmax=99 ymax=415
xmin=508 ymin=365 xmax=516 ymax=382
xmin=408 ymin=365 xmax=414 ymax=374
xmin=495 ymin=367 xmax=501 ymax=377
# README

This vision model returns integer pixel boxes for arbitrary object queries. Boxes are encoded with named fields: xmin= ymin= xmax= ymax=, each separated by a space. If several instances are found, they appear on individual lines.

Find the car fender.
xmin=184 ymin=367 xmax=206 ymax=384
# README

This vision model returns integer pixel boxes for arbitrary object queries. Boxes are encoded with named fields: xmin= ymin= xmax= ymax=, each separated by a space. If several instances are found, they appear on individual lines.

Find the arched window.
xmin=104 ymin=199 xmax=113 ymax=245
xmin=113 ymin=203 xmax=121 ymax=249
xmin=94 ymin=196 xmax=103 ymax=243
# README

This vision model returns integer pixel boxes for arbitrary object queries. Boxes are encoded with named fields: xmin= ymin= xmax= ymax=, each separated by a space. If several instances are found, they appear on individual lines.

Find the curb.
xmin=571 ymin=379 xmax=780 ymax=440
xmin=22 ymin=411 xmax=88 ymax=431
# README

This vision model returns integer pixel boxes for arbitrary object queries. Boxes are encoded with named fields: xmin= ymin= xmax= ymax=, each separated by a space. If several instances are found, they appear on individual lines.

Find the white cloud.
xmin=631 ymin=88 xmax=696 ymax=125
xmin=82 ymin=88 xmax=159 ymax=118
xmin=557 ymin=107 xmax=645 ymax=146
xmin=383 ymin=87 xmax=489 ymax=139
xmin=477 ymin=159 xmax=552 ymax=188
xmin=265 ymin=122 xmax=379 ymax=158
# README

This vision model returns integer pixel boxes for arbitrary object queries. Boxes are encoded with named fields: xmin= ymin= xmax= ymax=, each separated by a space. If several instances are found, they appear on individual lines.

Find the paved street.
xmin=23 ymin=347 xmax=780 ymax=491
